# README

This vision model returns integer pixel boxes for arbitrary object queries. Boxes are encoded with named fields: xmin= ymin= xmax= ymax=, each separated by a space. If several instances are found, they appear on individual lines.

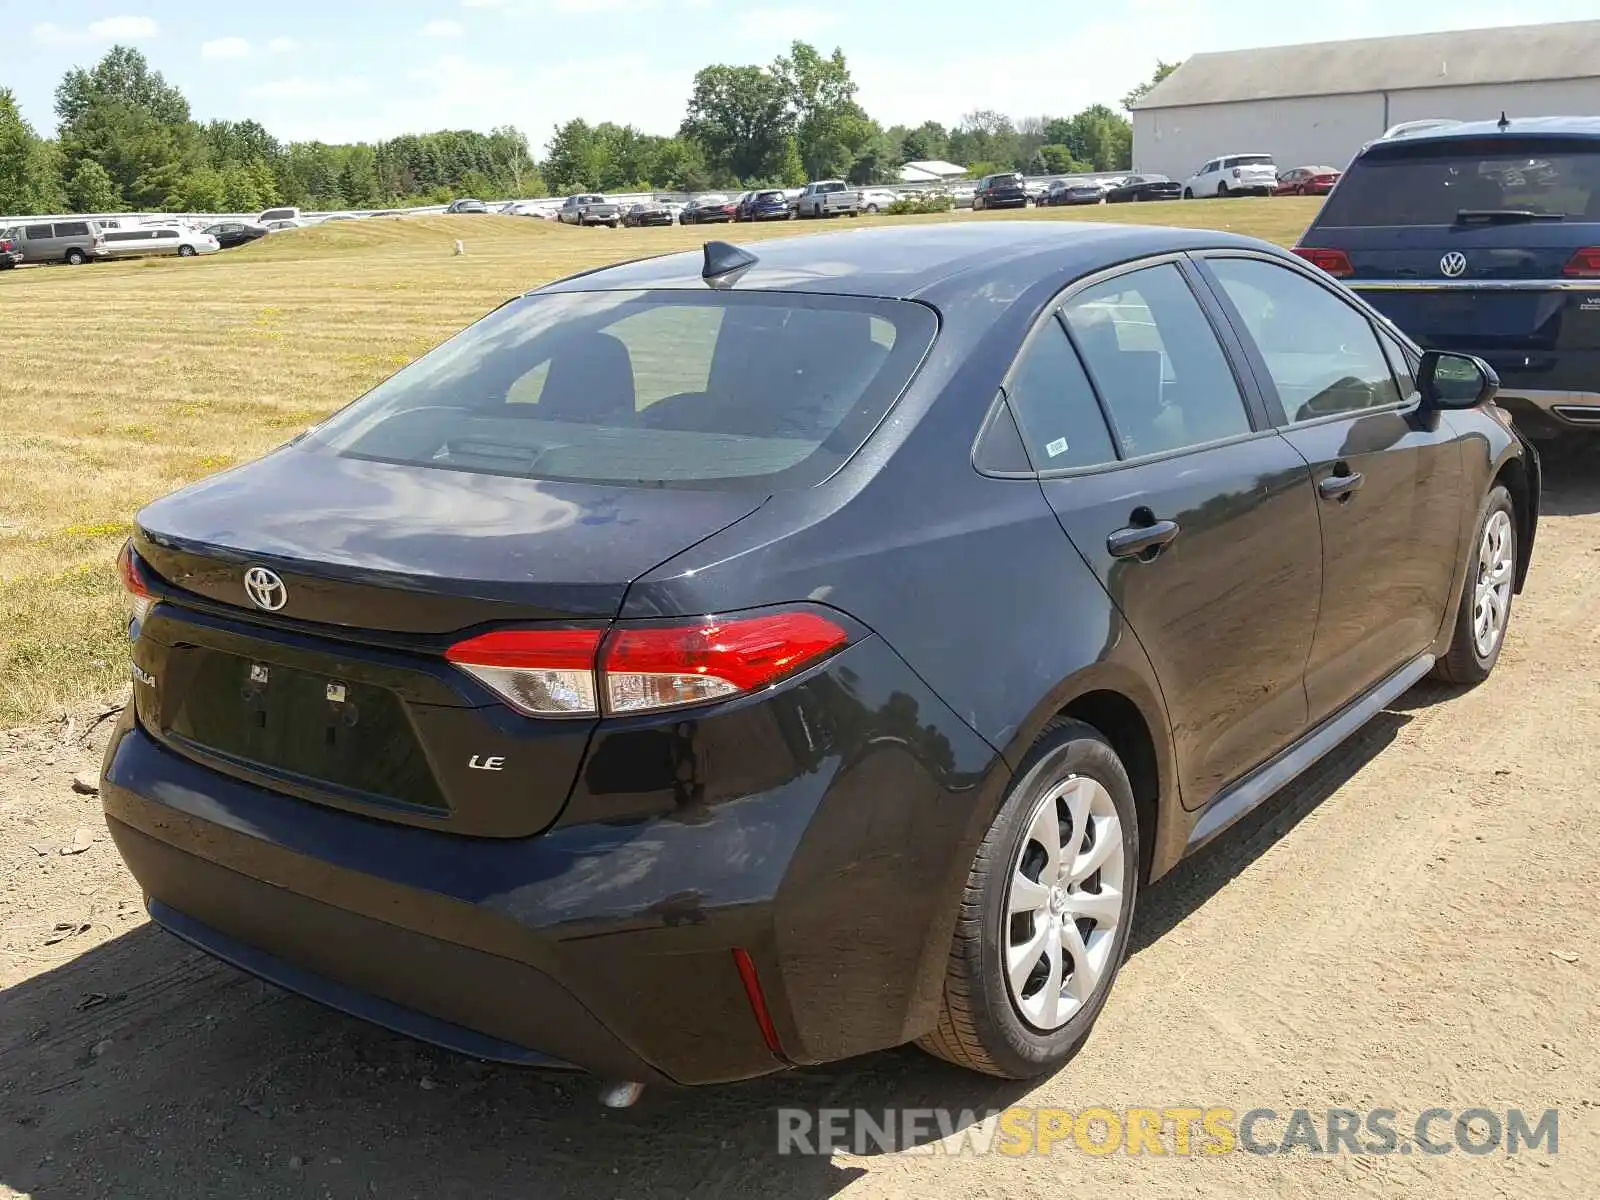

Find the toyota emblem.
xmin=243 ymin=566 xmax=288 ymax=611
xmin=1439 ymin=251 xmax=1467 ymax=278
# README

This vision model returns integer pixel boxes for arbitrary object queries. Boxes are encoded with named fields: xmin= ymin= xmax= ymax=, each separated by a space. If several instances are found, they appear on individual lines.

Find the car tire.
xmin=1182 ymin=187 xmax=1193 ymax=199
xmin=1432 ymin=484 xmax=1518 ymax=685
xmin=1217 ymin=182 xmax=1230 ymax=197
xmin=179 ymin=244 xmax=196 ymax=257
xmin=917 ymin=718 xmax=1139 ymax=1080
xmin=866 ymin=203 xmax=878 ymax=213
xmin=65 ymin=248 xmax=86 ymax=265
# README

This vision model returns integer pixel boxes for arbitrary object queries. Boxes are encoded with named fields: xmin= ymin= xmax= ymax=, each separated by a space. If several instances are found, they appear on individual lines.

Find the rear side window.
xmin=1319 ymin=138 xmax=1600 ymax=225
xmin=1004 ymin=321 xmax=1116 ymax=470
xmin=1206 ymin=257 xmax=1403 ymax=421
xmin=53 ymin=222 xmax=90 ymax=237
xmin=307 ymin=291 xmax=936 ymax=491
xmin=1062 ymin=263 xmax=1252 ymax=458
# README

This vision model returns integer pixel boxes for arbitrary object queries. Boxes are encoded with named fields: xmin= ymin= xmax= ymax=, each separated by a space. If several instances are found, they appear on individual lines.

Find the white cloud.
xmin=201 ymin=36 xmax=250 ymax=59
xmin=552 ymin=0 xmax=657 ymax=10
xmin=245 ymin=76 xmax=370 ymax=100
xmin=33 ymin=15 xmax=159 ymax=45
xmin=88 ymin=14 xmax=159 ymax=38
xmin=267 ymin=35 xmax=298 ymax=52
xmin=421 ymin=17 xmax=465 ymax=35
xmin=735 ymin=7 xmax=834 ymax=40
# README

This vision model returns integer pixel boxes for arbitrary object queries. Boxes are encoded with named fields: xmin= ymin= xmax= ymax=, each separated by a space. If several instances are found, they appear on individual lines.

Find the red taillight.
xmin=117 ymin=540 xmax=155 ymax=623
xmin=600 ymin=611 xmax=848 ymax=714
xmin=445 ymin=628 xmax=603 ymax=716
xmin=444 ymin=610 xmax=849 ymax=718
xmin=1562 ymin=247 xmax=1600 ymax=278
xmin=1293 ymin=246 xmax=1354 ymax=277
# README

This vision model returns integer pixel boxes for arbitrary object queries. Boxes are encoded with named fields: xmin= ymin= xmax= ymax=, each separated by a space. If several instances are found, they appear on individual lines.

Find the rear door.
xmin=1301 ymin=134 xmax=1600 ymax=399
xmin=1195 ymin=251 xmax=1464 ymax=723
xmin=1011 ymin=257 xmax=1322 ymax=807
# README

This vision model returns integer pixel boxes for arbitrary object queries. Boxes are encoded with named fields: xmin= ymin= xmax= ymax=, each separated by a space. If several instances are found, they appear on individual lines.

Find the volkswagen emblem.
xmin=1439 ymin=251 xmax=1468 ymax=278
xmin=243 ymin=566 xmax=287 ymax=611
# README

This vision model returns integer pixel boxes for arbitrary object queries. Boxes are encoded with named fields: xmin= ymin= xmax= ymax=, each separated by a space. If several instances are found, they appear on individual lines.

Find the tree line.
xmin=0 ymin=45 xmax=1174 ymax=216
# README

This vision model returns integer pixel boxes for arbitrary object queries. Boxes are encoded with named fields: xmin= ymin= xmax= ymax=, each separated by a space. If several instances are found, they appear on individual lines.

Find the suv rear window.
xmin=1226 ymin=155 xmax=1273 ymax=167
xmin=307 ymin=290 xmax=936 ymax=491
xmin=1319 ymin=137 xmax=1600 ymax=226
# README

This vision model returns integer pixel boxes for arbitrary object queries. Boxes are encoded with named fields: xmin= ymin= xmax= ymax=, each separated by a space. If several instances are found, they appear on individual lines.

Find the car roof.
xmin=535 ymin=221 xmax=1275 ymax=304
xmin=1371 ymin=114 xmax=1600 ymax=149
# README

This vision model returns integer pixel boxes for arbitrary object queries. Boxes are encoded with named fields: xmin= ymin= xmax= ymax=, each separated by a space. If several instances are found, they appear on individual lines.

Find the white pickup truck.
xmin=794 ymin=180 xmax=861 ymax=219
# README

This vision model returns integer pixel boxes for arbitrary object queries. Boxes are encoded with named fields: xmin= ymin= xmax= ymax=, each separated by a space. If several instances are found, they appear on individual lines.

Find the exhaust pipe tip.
xmin=598 ymin=1081 xmax=646 ymax=1109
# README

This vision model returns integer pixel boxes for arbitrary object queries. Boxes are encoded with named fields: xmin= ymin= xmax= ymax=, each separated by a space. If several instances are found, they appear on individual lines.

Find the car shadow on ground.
xmin=1529 ymin=437 xmax=1600 ymax=516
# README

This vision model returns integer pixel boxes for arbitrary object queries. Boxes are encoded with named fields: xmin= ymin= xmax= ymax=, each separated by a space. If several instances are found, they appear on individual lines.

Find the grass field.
xmin=0 ymin=197 xmax=1325 ymax=724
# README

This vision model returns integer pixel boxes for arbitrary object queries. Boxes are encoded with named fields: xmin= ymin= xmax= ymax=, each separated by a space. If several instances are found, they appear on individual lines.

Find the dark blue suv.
xmin=1295 ymin=115 xmax=1600 ymax=438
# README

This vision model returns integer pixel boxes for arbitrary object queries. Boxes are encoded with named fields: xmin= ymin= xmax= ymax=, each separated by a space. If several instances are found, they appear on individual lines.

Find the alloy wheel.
xmin=1002 ymin=775 xmax=1126 ymax=1030
xmin=1472 ymin=509 xmax=1515 ymax=659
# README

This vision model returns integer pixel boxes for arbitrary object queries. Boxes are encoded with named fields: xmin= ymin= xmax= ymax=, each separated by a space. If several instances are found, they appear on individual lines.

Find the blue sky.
xmin=3 ymin=0 xmax=1597 ymax=153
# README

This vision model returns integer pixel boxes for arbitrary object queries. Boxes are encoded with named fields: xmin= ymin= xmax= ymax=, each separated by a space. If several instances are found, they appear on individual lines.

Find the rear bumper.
xmin=1492 ymin=389 xmax=1600 ymax=435
xmin=101 ymin=633 xmax=1004 ymax=1084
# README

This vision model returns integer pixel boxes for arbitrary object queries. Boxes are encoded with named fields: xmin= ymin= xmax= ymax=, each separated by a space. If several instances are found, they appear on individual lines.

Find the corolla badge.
xmin=243 ymin=566 xmax=288 ymax=611
xmin=1439 ymin=251 xmax=1468 ymax=278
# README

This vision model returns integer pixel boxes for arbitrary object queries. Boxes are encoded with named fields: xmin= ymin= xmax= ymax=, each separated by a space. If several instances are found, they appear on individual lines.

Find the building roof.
xmin=537 ymin=222 xmax=1269 ymax=304
xmin=900 ymin=160 xmax=967 ymax=177
xmin=1135 ymin=19 xmax=1600 ymax=110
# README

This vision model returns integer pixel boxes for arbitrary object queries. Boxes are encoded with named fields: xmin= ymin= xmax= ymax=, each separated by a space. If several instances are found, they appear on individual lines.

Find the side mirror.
xmin=1418 ymin=350 xmax=1498 ymax=410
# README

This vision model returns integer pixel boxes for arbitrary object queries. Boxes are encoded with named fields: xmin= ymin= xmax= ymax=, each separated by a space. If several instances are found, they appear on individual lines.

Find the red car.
xmin=0 ymin=228 xmax=21 ymax=269
xmin=1274 ymin=166 xmax=1341 ymax=196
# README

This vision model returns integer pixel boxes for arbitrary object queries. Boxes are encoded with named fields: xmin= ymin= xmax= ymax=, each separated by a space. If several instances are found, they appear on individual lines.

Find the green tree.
xmin=65 ymin=158 xmax=119 ymax=211
xmin=1059 ymin=105 xmax=1133 ymax=171
xmin=246 ymin=158 xmax=279 ymax=207
xmin=897 ymin=120 xmax=949 ymax=164
xmin=543 ymin=119 xmax=607 ymax=193
xmin=1032 ymin=144 xmax=1088 ymax=175
xmin=337 ymin=144 xmax=382 ymax=207
xmin=55 ymin=45 xmax=191 ymax=128
xmin=220 ymin=163 xmax=264 ymax=212
xmin=651 ymin=136 xmax=711 ymax=191
xmin=680 ymin=63 xmax=792 ymax=182
xmin=948 ymin=110 xmax=1017 ymax=168
xmin=1122 ymin=60 xmax=1183 ymax=112
xmin=772 ymin=42 xmax=863 ymax=180
xmin=0 ymin=88 xmax=65 ymax=215
xmin=178 ymin=165 xmax=227 ymax=211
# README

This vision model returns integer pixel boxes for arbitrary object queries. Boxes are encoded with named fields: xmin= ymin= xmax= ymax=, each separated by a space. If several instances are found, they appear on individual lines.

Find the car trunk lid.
xmin=129 ymin=449 xmax=766 ymax=837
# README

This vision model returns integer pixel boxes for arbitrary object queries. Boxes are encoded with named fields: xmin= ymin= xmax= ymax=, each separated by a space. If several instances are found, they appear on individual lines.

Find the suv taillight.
xmin=1292 ymin=246 xmax=1354 ymax=277
xmin=1561 ymin=247 xmax=1600 ymax=278
xmin=446 ymin=610 xmax=850 ymax=718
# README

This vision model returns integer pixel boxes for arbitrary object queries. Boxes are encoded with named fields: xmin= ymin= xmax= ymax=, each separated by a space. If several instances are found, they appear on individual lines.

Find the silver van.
xmin=14 ymin=219 xmax=108 ymax=265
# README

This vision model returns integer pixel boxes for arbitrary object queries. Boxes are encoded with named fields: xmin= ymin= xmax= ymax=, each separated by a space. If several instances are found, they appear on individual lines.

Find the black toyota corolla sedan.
xmin=105 ymin=223 xmax=1538 ymax=1091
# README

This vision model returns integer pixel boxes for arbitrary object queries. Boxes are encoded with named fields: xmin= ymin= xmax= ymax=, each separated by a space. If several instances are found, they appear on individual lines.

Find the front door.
xmin=1005 ymin=259 xmax=1322 ymax=808
xmin=1196 ymin=253 xmax=1464 ymax=722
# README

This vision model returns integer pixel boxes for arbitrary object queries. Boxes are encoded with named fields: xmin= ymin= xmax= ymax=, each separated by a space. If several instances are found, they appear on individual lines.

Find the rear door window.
xmin=1206 ymin=256 xmax=1403 ymax=421
xmin=307 ymin=291 xmax=936 ymax=491
xmin=1319 ymin=138 xmax=1600 ymax=225
xmin=1062 ymin=263 xmax=1253 ymax=458
xmin=1003 ymin=320 xmax=1116 ymax=470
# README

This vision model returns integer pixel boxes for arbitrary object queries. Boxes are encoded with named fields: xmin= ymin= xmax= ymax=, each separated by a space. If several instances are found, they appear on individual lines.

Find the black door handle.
xmin=1317 ymin=469 xmax=1365 ymax=501
xmin=1107 ymin=518 xmax=1181 ymax=560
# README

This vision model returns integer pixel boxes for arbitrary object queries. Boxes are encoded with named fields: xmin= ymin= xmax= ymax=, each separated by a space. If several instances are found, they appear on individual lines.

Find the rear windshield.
xmin=306 ymin=290 xmax=937 ymax=491
xmin=1227 ymin=155 xmax=1274 ymax=167
xmin=1319 ymin=138 xmax=1600 ymax=226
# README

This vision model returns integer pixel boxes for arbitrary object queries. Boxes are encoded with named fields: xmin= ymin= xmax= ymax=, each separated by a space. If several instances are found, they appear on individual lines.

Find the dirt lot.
xmin=0 ymin=440 xmax=1594 ymax=1196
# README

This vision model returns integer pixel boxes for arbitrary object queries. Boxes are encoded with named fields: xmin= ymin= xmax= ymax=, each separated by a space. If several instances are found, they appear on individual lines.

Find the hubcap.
xmin=1002 ymin=775 xmax=1126 ymax=1031
xmin=1472 ymin=509 xmax=1515 ymax=660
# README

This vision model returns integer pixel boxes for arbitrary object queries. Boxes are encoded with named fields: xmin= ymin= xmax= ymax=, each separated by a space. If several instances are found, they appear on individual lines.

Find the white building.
xmin=1132 ymin=19 xmax=1600 ymax=182
xmin=897 ymin=160 xmax=968 ymax=184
